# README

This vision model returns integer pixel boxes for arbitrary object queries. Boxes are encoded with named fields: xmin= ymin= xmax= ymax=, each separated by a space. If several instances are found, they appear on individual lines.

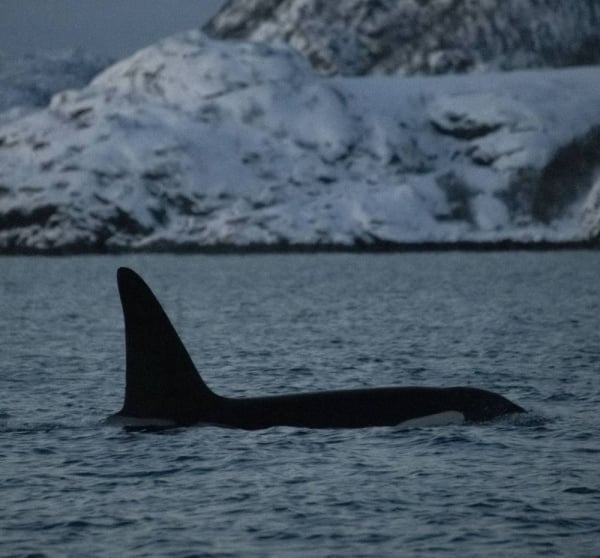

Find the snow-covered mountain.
xmin=206 ymin=0 xmax=600 ymax=76
xmin=0 ymin=49 xmax=111 ymax=125
xmin=1 ymin=30 xmax=600 ymax=253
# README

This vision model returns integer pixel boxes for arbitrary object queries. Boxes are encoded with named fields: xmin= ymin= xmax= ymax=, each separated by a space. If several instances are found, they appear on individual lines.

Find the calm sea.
xmin=1 ymin=253 xmax=599 ymax=557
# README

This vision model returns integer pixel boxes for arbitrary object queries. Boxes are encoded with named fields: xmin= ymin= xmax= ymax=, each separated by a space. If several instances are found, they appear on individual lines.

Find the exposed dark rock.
xmin=532 ymin=127 xmax=600 ymax=223
xmin=206 ymin=0 xmax=600 ymax=76
xmin=436 ymin=171 xmax=473 ymax=223
xmin=499 ymin=167 xmax=541 ymax=222
xmin=0 ymin=204 xmax=58 ymax=231
xmin=431 ymin=120 xmax=502 ymax=141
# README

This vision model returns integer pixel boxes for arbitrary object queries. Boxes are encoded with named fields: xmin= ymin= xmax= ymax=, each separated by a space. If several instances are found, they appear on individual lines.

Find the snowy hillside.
xmin=1 ymin=31 xmax=600 ymax=253
xmin=206 ymin=0 xmax=600 ymax=76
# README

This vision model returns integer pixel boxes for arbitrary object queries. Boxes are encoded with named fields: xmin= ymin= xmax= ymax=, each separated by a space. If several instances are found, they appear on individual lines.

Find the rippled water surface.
xmin=1 ymin=253 xmax=600 ymax=557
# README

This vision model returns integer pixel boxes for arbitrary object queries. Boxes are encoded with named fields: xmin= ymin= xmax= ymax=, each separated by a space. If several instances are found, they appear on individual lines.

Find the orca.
xmin=108 ymin=267 xmax=525 ymax=429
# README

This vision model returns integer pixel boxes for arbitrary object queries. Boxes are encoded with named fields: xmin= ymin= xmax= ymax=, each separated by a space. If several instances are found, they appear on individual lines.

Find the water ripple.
xmin=1 ymin=253 xmax=600 ymax=557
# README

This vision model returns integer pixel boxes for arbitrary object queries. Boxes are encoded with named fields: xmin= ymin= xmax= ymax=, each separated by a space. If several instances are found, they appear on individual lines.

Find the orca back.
xmin=110 ymin=267 xmax=524 ymax=429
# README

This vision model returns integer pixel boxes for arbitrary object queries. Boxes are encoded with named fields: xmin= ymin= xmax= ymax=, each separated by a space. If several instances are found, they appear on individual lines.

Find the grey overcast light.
xmin=0 ymin=0 xmax=225 ymax=58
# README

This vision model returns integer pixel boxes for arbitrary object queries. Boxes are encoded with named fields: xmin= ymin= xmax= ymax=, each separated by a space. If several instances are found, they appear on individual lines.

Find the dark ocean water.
xmin=1 ymin=253 xmax=599 ymax=557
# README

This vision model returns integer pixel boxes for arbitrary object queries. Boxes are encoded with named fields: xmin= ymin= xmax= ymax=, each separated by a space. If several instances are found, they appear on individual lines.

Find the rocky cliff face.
xmin=205 ymin=0 xmax=600 ymax=76
xmin=1 ymin=31 xmax=599 ymax=253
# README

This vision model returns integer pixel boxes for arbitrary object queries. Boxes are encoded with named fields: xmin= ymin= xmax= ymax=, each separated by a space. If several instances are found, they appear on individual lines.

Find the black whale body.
xmin=110 ymin=267 xmax=524 ymax=429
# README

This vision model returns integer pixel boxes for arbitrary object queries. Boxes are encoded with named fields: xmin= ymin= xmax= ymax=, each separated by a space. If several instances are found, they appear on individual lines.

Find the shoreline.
xmin=1 ymin=238 xmax=598 ymax=256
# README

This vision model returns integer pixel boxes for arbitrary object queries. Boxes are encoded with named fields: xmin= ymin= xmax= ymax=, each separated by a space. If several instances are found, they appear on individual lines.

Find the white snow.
xmin=1 ymin=30 xmax=599 ymax=251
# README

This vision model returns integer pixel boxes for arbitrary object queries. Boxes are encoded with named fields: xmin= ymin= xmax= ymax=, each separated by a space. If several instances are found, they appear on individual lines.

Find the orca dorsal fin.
xmin=116 ymin=267 xmax=216 ymax=424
